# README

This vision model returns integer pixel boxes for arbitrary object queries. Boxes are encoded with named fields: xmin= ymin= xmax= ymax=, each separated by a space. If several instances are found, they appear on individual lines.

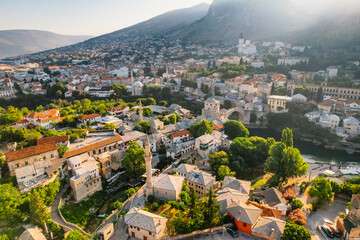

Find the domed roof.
xmin=133 ymin=81 xmax=143 ymax=87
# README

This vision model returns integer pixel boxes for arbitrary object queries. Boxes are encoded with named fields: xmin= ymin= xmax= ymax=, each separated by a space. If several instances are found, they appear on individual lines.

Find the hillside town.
xmin=1 ymin=34 xmax=360 ymax=240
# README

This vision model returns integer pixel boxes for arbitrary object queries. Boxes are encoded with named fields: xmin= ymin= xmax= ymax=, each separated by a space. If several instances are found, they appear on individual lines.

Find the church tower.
xmin=139 ymin=100 xmax=143 ymax=121
xmin=144 ymin=135 xmax=153 ymax=196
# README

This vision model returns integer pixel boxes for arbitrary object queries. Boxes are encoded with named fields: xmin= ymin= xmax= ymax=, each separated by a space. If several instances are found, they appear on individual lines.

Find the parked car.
xmin=321 ymin=225 xmax=334 ymax=238
xmin=226 ymin=227 xmax=238 ymax=238
xmin=323 ymin=219 xmax=342 ymax=237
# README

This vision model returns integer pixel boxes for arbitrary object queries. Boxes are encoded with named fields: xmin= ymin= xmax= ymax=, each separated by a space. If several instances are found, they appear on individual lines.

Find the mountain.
xmin=88 ymin=3 xmax=209 ymax=42
xmin=283 ymin=9 xmax=360 ymax=52
xmin=166 ymin=0 xmax=310 ymax=46
xmin=0 ymin=30 xmax=92 ymax=59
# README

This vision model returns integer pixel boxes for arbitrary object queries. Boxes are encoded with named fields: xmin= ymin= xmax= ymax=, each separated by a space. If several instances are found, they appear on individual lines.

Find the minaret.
xmin=144 ymin=135 xmax=153 ymax=196
xmin=8 ymin=78 xmax=15 ymax=96
xmin=139 ymin=100 xmax=143 ymax=122
xmin=131 ymin=69 xmax=134 ymax=96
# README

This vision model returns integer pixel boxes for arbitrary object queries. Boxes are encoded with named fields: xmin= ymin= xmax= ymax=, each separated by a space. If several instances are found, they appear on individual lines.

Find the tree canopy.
xmin=281 ymin=221 xmax=311 ymax=240
xmin=121 ymin=141 xmax=146 ymax=177
xmin=223 ymin=120 xmax=249 ymax=140
xmin=189 ymin=120 xmax=214 ymax=138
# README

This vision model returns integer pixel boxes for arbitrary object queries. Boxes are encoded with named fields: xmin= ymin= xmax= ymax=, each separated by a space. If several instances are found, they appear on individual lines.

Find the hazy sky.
xmin=0 ymin=0 xmax=212 ymax=36
xmin=0 ymin=0 xmax=356 ymax=36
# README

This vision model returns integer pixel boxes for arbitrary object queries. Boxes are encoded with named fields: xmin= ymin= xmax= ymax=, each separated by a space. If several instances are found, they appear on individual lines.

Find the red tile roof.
xmin=6 ymin=143 xmax=57 ymax=162
xmin=79 ymin=113 xmax=101 ymax=121
xmin=37 ymin=135 xmax=69 ymax=145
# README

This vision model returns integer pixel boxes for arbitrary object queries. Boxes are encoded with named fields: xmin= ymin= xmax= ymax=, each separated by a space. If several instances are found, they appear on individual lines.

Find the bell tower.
xmin=144 ymin=135 xmax=153 ymax=196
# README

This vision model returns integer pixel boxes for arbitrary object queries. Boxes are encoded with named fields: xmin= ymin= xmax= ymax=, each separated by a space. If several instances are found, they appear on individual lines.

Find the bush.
xmin=290 ymin=199 xmax=304 ymax=210
xmin=112 ymin=201 xmax=123 ymax=210
xmin=283 ymin=186 xmax=297 ymax=201
xmin=147 ymin=195 xmax=155 ymax=203
xmin=300 ymin=181 xmax=308 ymax=194
xmin=288 ymin=209 xmax=306 ymax=225
xmin=338 ymin=212 xmax=346 ymax=218
xmin=330 ymin=181 xmax=342 ymax=195
xmin=152 ymin=202 xmax=159 ymax=211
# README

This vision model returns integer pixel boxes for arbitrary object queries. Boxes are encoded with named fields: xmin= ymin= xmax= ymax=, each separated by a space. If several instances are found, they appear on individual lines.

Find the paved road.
xmin=109 ymin=219 xmax=128 ymax=240
xmin=49 ymin=183 xmax=75 ymax=233
xmin=306 ymin=198 xmax=347 ymax=240
xmin=194 ymin=230 xmax=261 ymax=240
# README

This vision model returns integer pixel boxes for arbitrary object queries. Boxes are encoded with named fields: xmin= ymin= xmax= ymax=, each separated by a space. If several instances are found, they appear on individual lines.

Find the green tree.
xmin=316 ymin=87 xmax=323 ymax=102
xmin=121 ymin=141 xmax=145 ymax=177
xmin=266 ymin=142 xmax=308 ymax=184
xmin=113 ymin=201 xmax=123 ymax=210
xmin=57 ymin=145 xmax=68 ymax=158
xmin=137 ymin=107 xmax=153 ymax=117
xmin=189 ymin=187 xmax=198 ymax=218
xmin=308 ymin=177 xmax=333 ymax=203
xmin=159 ymin=100 xmax=167 ymax=106
xmin=111 ymin=84 xmax=127 ymax=96
xmin=250 ymin=112 xmax=257 ymax=124
xmin=281 ymin=128 xmax=293 ymax=148
xmin=134 ymin=121 xmax=151 ymax=133
xmin=168 ymin=114 xmax=181 ymax=124
xmin=224 ymin=120 xmax=249 ymax=140
xmin=290 ymin=199 xmax=304 ymax=210
xmin=209 ymin=151 xmax=229 ymax=172
xmin=217 ymin=165 xmax=235 ymax=181
xmin=0 ymin=184 xmax=23 ymax=223
xmin=29 ymin=190 xmax=50 ymax=226
xmin=189 ymin=120 xmax=214 ymax=138
xmin=281 ymin=221 xmax=311 ymax=240
xmin=14 ymin=83 xmax=24 ymax=96
xmin=65 ymin=230 xmax=89 ymax=240
xmin=179 ymin=191 xmax=190 ymax=205
xmin=104 ymin=123 xmax=117 ymax=130
xmin=204 ymin=187 xmax=221 ymax=227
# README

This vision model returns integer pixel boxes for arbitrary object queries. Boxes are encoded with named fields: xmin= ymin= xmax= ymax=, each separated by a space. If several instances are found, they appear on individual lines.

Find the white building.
xmin=326 ymin=66 xmax=338 ymax=78
xmin=133 ymin=81 xmax=143 ymax=96
xmin=277 ymin=57 xmax=309 ymax=66
xmin=292 ymin=93 xmax=307 ymax=103
xmin=238 ymin=39 xmax=257 ymax=55
xmin=343 ymin=117 xmax=360 ymax=135
xmin=319 ymin=114 xmax=340 ymax=130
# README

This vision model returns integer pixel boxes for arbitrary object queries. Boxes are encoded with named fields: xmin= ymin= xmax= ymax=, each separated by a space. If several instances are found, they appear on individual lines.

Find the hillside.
xmin=166 ymin=0 xmax=309 ymax=46
xmin=0 ymin=30 xmax=92 ymax=59
xmin=87 ymin=3 xmax=209 ymax=43
xmin=284 ymin=13 xmax=360 ymax=52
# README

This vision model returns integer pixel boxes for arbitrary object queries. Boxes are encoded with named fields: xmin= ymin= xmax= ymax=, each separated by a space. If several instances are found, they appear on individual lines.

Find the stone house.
xmin=125 ymin=208 xmax=167 ymax=240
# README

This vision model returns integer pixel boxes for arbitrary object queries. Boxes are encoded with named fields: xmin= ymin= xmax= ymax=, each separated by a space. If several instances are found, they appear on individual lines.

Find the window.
xmin=24 ymin=161 xmax=28 ymax=166
xmin=15 ymin=163 xmax=19 ymax=168
xmin=243 ymin=222 xmax=247 ymax=227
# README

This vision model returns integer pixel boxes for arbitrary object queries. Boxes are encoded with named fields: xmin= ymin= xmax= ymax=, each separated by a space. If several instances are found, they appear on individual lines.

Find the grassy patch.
xmin=60 ymin=190 xmax=105 ymax=229
xmin=251 ymin=178 xmax=268 ymax=188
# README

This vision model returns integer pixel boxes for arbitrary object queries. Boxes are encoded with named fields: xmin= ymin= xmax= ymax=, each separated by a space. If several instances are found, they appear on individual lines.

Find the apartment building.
xmin=68 ymin=153 xmax=102 ymax=202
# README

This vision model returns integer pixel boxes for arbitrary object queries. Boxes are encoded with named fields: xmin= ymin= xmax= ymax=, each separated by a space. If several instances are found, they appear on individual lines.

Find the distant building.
xmin=238 ymin=39 xmax=257 ymax=55
xmin=277 ymin=57 xmax=309 ymax=66
xmin=327 ymin=66 xmax=338 ymax=78
xmin=267 ymin=95 xmax=292 ymax=113
xmin=292 ymin=93 xmax=307 ymax=103
xmin=15 ymin=109 xmax=60 ymax=129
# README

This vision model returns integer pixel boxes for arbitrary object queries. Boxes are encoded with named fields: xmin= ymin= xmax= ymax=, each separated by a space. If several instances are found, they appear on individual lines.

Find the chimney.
xmin=271 ymin=228 xmax=275 ymax=235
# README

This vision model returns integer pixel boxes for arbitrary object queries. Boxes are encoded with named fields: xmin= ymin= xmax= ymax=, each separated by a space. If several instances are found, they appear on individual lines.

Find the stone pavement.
xmin=49 ymin=183 xmax=75 ymax=233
